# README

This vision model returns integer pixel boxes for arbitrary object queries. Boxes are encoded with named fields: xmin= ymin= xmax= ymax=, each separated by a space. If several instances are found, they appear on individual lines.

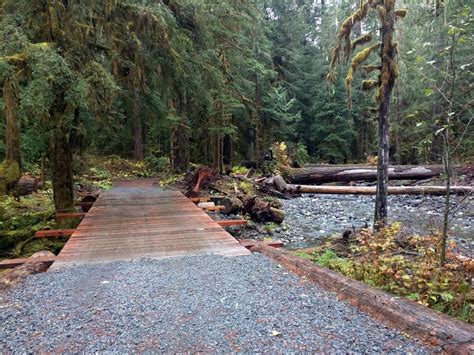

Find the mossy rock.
xmin=0 ymin=160 xmax=21 ymax=195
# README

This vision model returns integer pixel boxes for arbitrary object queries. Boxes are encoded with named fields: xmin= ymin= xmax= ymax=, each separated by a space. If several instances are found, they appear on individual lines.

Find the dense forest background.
xmin=0 ymin=0 xmax=472 ymax=176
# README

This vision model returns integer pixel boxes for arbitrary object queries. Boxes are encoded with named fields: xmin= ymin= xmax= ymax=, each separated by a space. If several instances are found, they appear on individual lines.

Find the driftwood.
xmin=185 ymin=167 xmax=215 ymax=198
xmin=251 ymin=244 xmax=474 ymax=353
xmin=289 ymin=184 xmax=473 ymax=195
xmin=221 ymin=196 xmax=244 ymax=214
xmin=243 ymin=196 xmax=285 ymax=224
xmin=288 ymin=165 xmax=472 ymax=184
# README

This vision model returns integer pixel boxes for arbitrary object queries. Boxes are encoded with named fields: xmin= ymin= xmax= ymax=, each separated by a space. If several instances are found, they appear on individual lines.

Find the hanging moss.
xmin=351 ymin=33 xmax=373 ymax=51
xmin=346 ymin=67 xmax=354 ymax=103
xmin=361 ymin=80 xmax=378 ymax=91
xmin=362 ymin=65 xmax=381 ymax=74
xmin=328 ymin=0 xmax=380 ymax=81
xmin=344 ymin=43 xmax=380 ymax=102
xmin=351 ymin=43 xmax=380 ymax=72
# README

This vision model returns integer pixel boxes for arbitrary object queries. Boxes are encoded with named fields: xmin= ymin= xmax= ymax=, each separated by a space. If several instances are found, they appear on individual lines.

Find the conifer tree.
xmin=328 ymin=0 xmax=407 ymax=227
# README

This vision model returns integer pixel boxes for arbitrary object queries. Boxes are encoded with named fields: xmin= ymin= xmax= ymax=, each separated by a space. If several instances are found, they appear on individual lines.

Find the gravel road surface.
xmin=0 ymin=254 xmax=430 ymax=353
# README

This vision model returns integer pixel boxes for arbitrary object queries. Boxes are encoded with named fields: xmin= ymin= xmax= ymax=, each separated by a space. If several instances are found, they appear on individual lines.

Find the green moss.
xmin=0 ymin=192 xmax=56 ymax=258
xmin=0 ymin=160 xmax=20 ymax=195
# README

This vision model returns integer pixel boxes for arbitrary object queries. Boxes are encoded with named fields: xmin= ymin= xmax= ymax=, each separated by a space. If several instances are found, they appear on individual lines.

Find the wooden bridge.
xmin=47 ymin=183 xmax=250 ymax=270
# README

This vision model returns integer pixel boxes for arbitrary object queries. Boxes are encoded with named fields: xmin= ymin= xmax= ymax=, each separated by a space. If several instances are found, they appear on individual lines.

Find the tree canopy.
xmin=0 ymin=0 xmax=472 ymax=208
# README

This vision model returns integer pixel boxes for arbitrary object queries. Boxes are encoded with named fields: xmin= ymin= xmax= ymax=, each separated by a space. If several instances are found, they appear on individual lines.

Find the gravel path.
xmin=0 ymin=254 xmax=430 ymax=353
xmin=275 ymin=194 xmax=474 ymax=250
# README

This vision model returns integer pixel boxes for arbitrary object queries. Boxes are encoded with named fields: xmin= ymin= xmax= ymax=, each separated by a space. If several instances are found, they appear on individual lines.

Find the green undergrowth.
xmin=296 ymin=223 xmax=473 ymax=323
xmin=76 ymin=154 xmax=174 ymax=190
xmin=0 ymin=192 xmax=69 ymax=259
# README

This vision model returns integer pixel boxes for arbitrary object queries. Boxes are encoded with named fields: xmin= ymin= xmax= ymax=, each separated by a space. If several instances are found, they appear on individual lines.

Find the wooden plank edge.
xmin=250 ymin=243 xmax=474 ymax=353
xmin=202 ymin=206 xmax=225 ymax=212
xmin=189 ymin=197 xmax=211 ymax=203
xmin=217 ymin=220 xmax=247 ymax=227
xmin=55 ymin=213 xmax=86 ymax=220
xmin=35 ymin=229 xmax=75 ymax=238
xmin=240 ymin=239 xmax=284 ymax=250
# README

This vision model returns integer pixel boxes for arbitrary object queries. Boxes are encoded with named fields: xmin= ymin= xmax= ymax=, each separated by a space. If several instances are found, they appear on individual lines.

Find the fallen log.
xmin=0 ymin=251 xmax=57 ymax=269
xmin=289 ymin=185 xmax=473 ymax=195
xmin=243 ymin=196 xmax=285 ymax=224
xmin=251 ymin=244 xmax=474 ymax=352
xmin=220 ymin=195 xmax=244 ymax=214
xmin=288 ymin=165 xmax=472 ymax=184
xmin=0 ymin=251 xmax=56 ymax=291
xmin=16 ymin=175 xmax=42 ymax=196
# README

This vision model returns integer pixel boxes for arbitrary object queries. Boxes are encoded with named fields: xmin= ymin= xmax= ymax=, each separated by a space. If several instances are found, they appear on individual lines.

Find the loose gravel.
xmin=275 ymin=194 xmax=474 ymax=249
xmin=0 ymin=254 xmax=430 ymax=353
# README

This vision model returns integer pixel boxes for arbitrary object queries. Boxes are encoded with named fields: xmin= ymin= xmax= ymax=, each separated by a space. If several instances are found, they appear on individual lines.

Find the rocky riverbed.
xmin=230 ymin=194 xmax=473 ymax=253
xmin=275 ymin=194 xmax=473 ymax=250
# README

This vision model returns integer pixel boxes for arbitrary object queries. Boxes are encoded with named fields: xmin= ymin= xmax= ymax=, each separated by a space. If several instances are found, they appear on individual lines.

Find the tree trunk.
xmin=50 ymin=121 xmax=75 ymax=213
xmin=395 ymin=77 xmax=402 ymax=165
xmin=170 ymin=122 xmax=190 ymax=173
xmin=430 ymin=0 xmax=444 ymax=163
xmin=287 ymin=165 xmax=460 ymax=184
xmin=133 ymin=90 xmax=144 ymax=161
xmin=288 ymin=184 xmax=472 ymax=196
xmin=375 ymin=1 xmax=396 ymax=228
xmin=3 ymin=78 xmax=21 ymax=166
xmin=0 ymin=78 xmax=22 ymax=195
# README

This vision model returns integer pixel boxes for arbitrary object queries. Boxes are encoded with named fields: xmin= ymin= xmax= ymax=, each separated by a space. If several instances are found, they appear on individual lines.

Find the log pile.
xmin=186 ymin=167 xmax=286 ymax=224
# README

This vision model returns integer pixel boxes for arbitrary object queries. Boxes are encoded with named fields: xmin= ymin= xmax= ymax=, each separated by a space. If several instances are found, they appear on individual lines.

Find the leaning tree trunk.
xmin=374 ymin=1 xmax=396 ymax=228
xmin=50 ymin=121 xmax=75 ymax=213
xmin=133 ymin=90 xmax=144 ymax=161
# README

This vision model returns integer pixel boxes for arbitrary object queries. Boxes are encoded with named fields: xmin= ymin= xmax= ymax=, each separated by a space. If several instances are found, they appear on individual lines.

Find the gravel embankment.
xmin=0 ymin=254 xmax=430 ymax=352
xmin=275 ymin=194 xmax=474 ymax=249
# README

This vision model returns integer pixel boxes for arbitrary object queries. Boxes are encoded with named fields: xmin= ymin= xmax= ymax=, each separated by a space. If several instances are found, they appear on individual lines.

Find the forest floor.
xmin=0 ymin=254 xmax=431 ymax=352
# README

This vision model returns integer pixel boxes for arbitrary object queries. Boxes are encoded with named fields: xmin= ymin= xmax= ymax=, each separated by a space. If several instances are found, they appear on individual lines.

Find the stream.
xmin=273 ymin=194 xmax=473 ymax=253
